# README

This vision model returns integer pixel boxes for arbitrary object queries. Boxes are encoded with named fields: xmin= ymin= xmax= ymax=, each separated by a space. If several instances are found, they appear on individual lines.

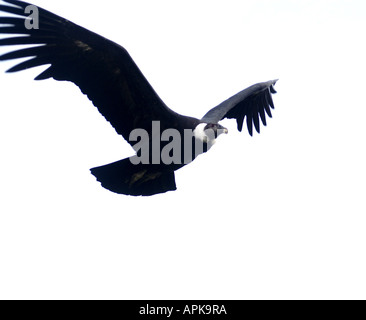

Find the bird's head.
xmin=193 ymin=123 xmax=228 ymax=145
xmin=204 ymin=123 xmax=229 ymax=138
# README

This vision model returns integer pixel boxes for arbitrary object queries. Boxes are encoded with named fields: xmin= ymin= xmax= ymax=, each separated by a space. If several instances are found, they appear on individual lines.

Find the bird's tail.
xmin=90 ymin=157 xmax=177 ymax=196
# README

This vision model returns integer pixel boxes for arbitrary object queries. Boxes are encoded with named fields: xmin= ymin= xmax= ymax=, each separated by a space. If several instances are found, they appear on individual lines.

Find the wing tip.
xmin=270 ymin=79 xmax=279 ymax=94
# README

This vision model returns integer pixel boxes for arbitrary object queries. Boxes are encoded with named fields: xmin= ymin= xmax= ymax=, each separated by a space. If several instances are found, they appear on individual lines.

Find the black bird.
xmin=0 ymin=0 xmax=278 ymax=196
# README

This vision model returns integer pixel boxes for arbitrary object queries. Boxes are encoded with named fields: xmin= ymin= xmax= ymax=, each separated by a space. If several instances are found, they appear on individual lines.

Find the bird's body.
xmin=0 ymin=0 xmax=278 ymax=196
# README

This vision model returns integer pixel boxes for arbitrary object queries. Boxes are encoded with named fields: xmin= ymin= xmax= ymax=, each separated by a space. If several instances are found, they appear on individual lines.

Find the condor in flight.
xmin=0 ymin=0 xmax=278 ymax=196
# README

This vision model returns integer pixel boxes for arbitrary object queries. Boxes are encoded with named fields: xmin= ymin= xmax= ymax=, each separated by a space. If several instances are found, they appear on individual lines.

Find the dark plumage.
xmin=0 ymin=0 xmax=278 ymax=196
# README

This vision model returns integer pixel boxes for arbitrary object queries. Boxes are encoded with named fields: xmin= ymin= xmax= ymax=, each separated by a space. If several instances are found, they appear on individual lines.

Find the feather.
xmin=236 ymin=111 xmax=245 ymax=132
xmin=0 ymin=36 xmax=52 ymax=45
xmin=246 ymin=112 xmax=253 ymax=136
xmin=258 ymin=94 xmax=267 ymax=126
xmin=34 ymin=66 xmax=54 ymax=80
xmin=270 ymin=84 xmax=277 ymax=94
xmin=6 ymin=56 xmax=49 ymax=72
xmin=0 ymin=4 xmax=25 ymax=17
xmin=265 ymin=90 xmax=275 ymax=109
xmin=0 ymin=45 xmax=51 ymax=60
xmin=252 ymin=102 xmax=260 ymax=134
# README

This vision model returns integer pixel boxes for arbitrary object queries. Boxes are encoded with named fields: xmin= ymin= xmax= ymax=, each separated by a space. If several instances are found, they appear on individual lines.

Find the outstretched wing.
xmin=201 ymin=79 xmax=278 ymax=136
xmin=0 ymin=0 xmax=183 ymax=143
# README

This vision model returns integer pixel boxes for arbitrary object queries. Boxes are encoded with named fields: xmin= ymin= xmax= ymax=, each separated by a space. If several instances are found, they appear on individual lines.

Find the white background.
xmin=0 ymin=0 xmax=365 ymax=299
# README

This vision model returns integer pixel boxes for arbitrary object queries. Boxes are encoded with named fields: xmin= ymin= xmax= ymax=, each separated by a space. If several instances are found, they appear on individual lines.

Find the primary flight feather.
xmin=0 ymin=0 xmax=278 ymax=196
